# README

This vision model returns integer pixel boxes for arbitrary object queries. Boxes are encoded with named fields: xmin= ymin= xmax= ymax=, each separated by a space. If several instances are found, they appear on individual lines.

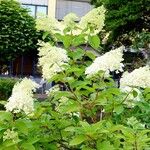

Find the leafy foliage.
xmin=0 ymin=8 xmax=150 ymax=149
xmin=0 ymin=78 xmax=17 ymax=100
xmin=91 ymin=0 xmax=150 ymax=46
xmin=0 ymin=0 xmax=38 ymax=61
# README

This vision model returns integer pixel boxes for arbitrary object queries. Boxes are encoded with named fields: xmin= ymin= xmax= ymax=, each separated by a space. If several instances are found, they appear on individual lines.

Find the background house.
xmin=19 ymin=0 xmax=92 ymax=19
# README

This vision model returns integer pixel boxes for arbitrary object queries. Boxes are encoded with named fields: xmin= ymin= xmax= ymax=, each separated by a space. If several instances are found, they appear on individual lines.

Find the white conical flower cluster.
xmin=5 ymin=78 xmax=39 ymax=115
xmin=85 ymin=46 xmax=124 ymax=77
xmin=36 ymin=14 xmax=59 ymax=33
xmin=63 ymin=13 xmax=79 ymax=28
xmin=38 ymin=42 xmax=69 ymax=80
xmin=120 ymin=66 xmax=150 ymax=88
xmin=79 ymin=6 xmax=106 ymax=35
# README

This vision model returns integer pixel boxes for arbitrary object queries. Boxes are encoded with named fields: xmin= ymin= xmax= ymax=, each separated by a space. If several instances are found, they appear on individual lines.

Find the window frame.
xmin=22 ymin=3 xmax=48 ymax=18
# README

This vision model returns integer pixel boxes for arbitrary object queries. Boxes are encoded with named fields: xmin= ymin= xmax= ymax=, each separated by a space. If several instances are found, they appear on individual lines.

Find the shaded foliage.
xmin=0 ymin=0 xmax=39 ymax=62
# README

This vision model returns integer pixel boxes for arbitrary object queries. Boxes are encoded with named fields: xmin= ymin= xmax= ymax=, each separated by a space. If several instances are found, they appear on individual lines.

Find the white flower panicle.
xmin=79 ymin=6 xmax=106 ymax=34
xmin=38 ymin=42 xmax=69 ymax=80
xmin=63 ymin=13 xmax=79 ymax=28
xmin=36 ymin=14 xmax=59 ymax=33
xmin=3 ymin=129 xmax=19 ymax=143
xmin=120 ymin=66 xmax=150 ymax=88
xmin=5 ymin=78 xmax=39 ymax=115
xmin=85 ymin=46 xmax=124 ymax=77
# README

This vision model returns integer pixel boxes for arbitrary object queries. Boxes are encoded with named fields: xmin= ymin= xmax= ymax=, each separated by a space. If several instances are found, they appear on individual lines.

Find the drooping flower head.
xmin=63 ymin=13 xmax=79 ymax=28
xmin=79 ymin=6 xmax=106 ymax=35
xmin=36 ymin=14 xmax=59 ymax=33
xmin=5 ymin=78 xmax=39 ymax=115
xmin=38 ymin=42 xmax=69 ymax=80
xmin=120 ymin=66 xmax=150 ymax=88
xmin=85 ymin=46 xmax=124 ymax=77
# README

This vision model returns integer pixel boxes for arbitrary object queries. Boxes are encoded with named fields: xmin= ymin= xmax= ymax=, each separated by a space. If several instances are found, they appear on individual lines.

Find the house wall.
xmin=56 ymin=0 xmax=92 ymax=20
xmin=19 ymin=0 xmax=92 ymax=18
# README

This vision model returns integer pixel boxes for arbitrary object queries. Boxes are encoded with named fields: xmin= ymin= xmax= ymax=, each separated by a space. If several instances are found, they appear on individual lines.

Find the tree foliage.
xmin=0 ymin=0 xmax=38 ymax=61
xmin=91 ymin=0 xmax=150 ymax=46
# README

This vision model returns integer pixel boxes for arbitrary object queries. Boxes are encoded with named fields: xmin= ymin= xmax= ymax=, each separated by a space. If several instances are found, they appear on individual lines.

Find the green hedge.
xmin=0 ymin=78 xmax=17 ymax=100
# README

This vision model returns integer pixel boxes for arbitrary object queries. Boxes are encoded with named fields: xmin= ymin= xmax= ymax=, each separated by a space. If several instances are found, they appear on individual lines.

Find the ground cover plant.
xmin=0 ymin=6 xmax=150 ymax=150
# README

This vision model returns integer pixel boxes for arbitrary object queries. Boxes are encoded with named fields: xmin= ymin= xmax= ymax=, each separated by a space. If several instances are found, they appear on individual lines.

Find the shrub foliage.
xmin=0 ymin=0 xmax=38 ymax=61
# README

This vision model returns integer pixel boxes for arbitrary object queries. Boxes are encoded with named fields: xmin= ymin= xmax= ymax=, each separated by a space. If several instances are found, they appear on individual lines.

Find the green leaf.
xmin=107 ymin=88 xmax=120 ymax=95
xmin=15 ymin=119 xmax=29 ymax=135
xmin=0 ymin=111 xmax=13 ymax=122
xmin=0 ymin=101 xmax=7 ymax=106
xmin=59 ymin=101 xmax=81 ymax=113
xmin=70 ymin=135 xmax=87 ymax=146
xmin=55 ymin=91 xmax=73 ymax=99
xmin=88 ymin=35 xmax=100 ymax=49
xmin=72 ymin=48 xmax=85 ymax=60
xmin=63 ymin=35 xmax=72 ymax=48
xmin=133 ymin=90 xmax=138 ymax=98
xmin=21 ymin=143 xmax=35 ymax=150
xmin=42 ymin=31 xmax=49 ymax=40
xmin=85 ymin=51 xmax=96 ymax=60
xmin=72 ymin=35 xmax=85 ymax=46
xmin=80 ymin=121 xmax=90 ymax=128
xmin=65 ymin=126 xmax=76 ymax=132
xmin=97 ymin=141 xmax=115 ymax=150
xmin=114 ymin=105 xmax=124 ymax=114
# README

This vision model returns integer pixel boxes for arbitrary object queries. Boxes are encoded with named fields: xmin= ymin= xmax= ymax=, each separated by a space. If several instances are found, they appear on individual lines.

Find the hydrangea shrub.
xmin=0 ymin=7 xmax=150 ymax=150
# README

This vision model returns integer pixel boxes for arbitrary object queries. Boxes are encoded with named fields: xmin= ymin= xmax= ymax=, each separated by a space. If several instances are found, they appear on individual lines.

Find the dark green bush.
xmin=0 ymin=78 xmax=17 ymax=100
xmin=91 ymin=0 xmax=150 ymax=46
xmin=0 ymin=0 xmax=38 ymax=62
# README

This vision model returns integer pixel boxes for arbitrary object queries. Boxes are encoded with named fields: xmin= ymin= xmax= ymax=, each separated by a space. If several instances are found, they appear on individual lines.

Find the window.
xmin=22 ymin=5 xmax=36 ymax=17
xmin=37 ymin=6 xmax=47 ymax=16
xmin=56 ymin=0 xmax=92 ymax=20
xmin=22 ymin=4 xmax=48 ymax=18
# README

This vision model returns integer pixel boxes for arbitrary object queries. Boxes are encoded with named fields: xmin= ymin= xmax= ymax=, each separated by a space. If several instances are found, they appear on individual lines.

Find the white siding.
xmin=56 ymin=0 xmax=92 ymax=20
xmin=19 ymin=0 xmax=48 ymax=6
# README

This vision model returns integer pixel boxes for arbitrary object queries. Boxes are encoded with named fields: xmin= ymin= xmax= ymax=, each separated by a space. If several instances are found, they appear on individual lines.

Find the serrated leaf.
xmin=63 ymin=35 xmax=72 ymax=48
xmin=65 ymin=126 xmax=76 ymax=132
xmin=88 ymin=35 xmax=100 ymax=49
xmin=72 ymin=35 xmax=85 ymax=46
xmin=70 ymin=135 xmax=87 ymax=146
xmin=15 ymin=119 xmax=29 ymax=135
xmin=42 ymin=31 xmax=49 ymax=40
xmin=114 ymin=105 xmax=124 ymax=114
xmin=97 ymin=141 xmax=115 ymax=150
xmin=0 ymin=111 xmax=13 ymax=122
xmin=133 ymin=90 xmax=138 ymax=98
xmin=59 ymin=101 xmax=81 ymax=113
xmin=85 ymin=51 xmax=96 ymax=60
xmin=73 ymin=48 xmax=85 ymax=60
xmin=21 ymin=143 xmax=35 ymax=150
